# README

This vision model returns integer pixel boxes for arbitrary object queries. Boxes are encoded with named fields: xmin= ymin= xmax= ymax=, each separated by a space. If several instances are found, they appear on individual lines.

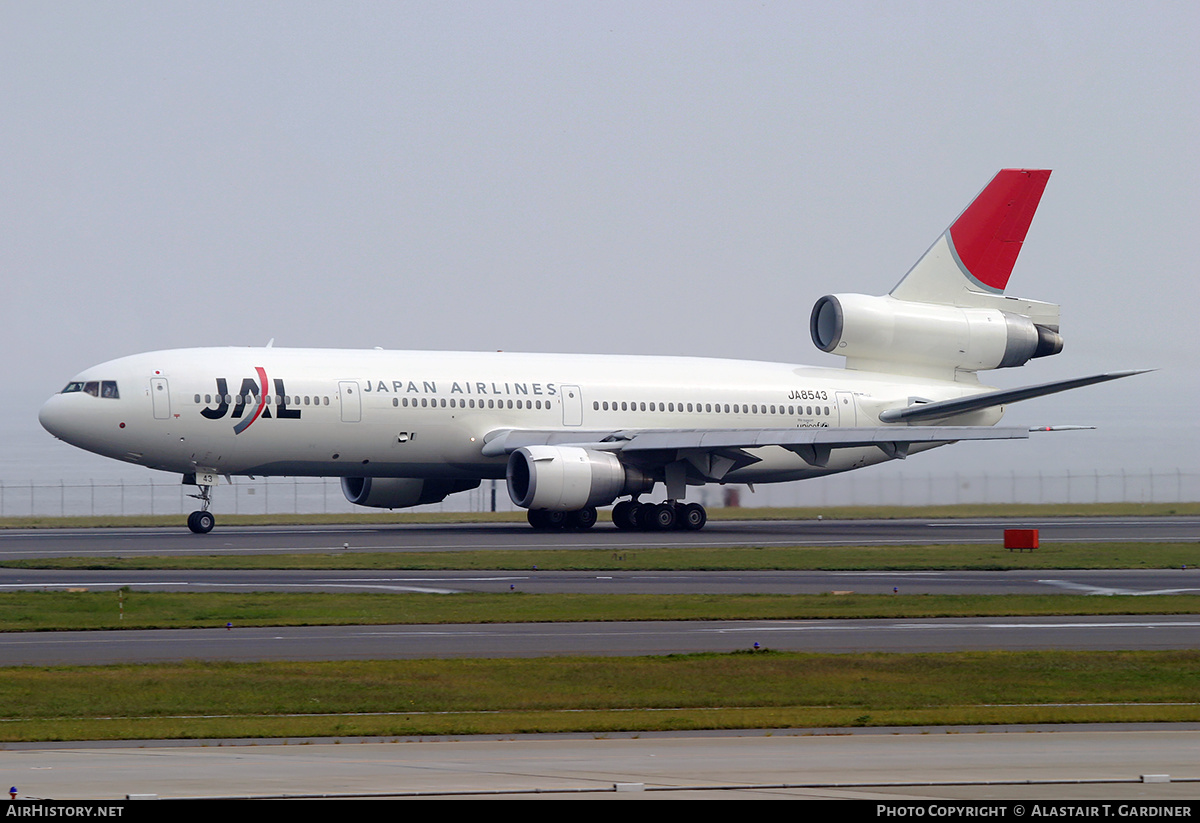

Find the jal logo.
xmin=200 ymin=367 xmax=301 ymax=433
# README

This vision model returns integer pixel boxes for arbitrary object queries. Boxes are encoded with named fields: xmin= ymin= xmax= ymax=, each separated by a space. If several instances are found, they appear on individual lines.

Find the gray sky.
xmin=2 ymin=1 xmax=1196 ymax=487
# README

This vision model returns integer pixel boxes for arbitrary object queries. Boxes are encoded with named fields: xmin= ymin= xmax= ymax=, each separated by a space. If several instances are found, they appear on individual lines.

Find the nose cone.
xmin=39 ymin=393 xmax=73 ymax=441
xmin=39 ymin=392 xmax=105 ymax=453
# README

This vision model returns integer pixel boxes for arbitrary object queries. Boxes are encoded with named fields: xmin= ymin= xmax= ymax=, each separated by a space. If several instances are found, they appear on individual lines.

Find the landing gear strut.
xmin=186 ymin=482 xmax=216 ymax=534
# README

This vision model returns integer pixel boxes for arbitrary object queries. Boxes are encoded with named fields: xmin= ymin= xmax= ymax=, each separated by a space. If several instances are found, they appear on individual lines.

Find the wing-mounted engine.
xmin=342 ymin=476 xmax=480 ymax=509
xmin=506 ymin=446 xmax=653 ymax=511
xmin=810 ymin=169 xmax=1065 ymax=381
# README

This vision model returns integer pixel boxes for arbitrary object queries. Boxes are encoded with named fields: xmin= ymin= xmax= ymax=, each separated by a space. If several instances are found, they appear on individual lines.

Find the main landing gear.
xmin=526 ymin=500 xmax=709 ymax=532
xmin=612 ymin=499 xmax=707 ymax=532
xmin=527 ymin=507 xmax=599 ymax=531
xmin=186 ymin=482 xmax=216 ymax=534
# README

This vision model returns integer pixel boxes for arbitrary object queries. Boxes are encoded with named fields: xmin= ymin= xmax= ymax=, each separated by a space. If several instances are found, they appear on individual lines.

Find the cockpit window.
xmin=61 ymin=380 xmax=119 ymax=398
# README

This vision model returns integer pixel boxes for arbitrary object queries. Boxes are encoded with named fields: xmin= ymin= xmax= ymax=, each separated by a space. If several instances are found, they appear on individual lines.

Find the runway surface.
xmin=6 ymin=727 xmax=1199 ymax=800
xmin=4 ymin=567 xmax=1200 ymax=595
xmin=3 ymin=615 xmax=1198 ymax=665
xmin=0 ymin=515 xmax=1196 ymax=561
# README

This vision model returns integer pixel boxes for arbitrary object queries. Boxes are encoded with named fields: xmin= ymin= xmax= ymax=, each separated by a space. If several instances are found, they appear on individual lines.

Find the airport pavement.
xmin=4 ymin=727 xmax=1199 ymax=800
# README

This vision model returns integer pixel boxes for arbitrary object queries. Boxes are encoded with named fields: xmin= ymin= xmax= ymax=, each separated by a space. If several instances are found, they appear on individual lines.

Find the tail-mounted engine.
xmin=810 ymin=293 xmax=1062 ymax=376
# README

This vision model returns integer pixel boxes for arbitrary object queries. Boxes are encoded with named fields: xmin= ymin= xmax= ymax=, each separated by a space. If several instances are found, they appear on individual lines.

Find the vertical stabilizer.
xmin=891 ymin=169 xmax=1051 ymax=306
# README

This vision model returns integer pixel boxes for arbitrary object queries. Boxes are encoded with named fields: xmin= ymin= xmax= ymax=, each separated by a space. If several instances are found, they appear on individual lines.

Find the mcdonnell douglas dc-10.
xmin=40 ymin=170 xmax=1142 ymax=533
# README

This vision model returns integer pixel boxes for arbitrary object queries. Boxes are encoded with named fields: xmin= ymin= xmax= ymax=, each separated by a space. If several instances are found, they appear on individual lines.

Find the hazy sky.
xmin=2 ymin=2 xmax=1196 ymax=488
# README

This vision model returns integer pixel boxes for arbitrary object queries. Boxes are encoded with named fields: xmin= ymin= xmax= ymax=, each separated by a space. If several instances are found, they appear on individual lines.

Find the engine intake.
xmin=507 ymin=446 xmax=653 ymax=511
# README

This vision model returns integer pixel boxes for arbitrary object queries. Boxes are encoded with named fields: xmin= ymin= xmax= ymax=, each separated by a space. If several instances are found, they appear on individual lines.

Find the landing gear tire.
xmin=187 ymin=510 xmax=215 ymax=534
xmin=644 ymin=502 xmax=676 ymax=531
xmin=612 ymin=501 xmax=641 ymax=531
xmin=566 ymin=507 xmax=598 ymax=530
xmin=678 ymin=502 xmax=707 ymax=531
xmin=527 ymin=509 xmax=568 ymax=530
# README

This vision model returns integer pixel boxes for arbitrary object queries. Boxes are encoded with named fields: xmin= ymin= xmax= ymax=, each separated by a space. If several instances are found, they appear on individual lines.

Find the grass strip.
xmin=0 ymin=651 xmax=1196 ymax=742
xmin=2 ymin=591 xmax=1199 ymax=632
xmin=8 ymin=542 xmax=1200 ymax=571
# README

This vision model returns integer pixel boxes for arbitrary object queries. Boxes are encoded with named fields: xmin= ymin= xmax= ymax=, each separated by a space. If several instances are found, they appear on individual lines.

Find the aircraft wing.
xmin=481 ymin=424 xmax=1034 ymax=478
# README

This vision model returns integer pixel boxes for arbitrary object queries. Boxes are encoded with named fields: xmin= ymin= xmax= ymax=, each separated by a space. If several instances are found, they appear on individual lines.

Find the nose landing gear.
xmin=185 ymin=478 xmax=216 ymax=534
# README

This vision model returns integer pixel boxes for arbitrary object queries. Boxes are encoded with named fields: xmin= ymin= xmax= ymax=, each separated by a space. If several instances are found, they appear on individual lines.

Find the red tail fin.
xmin=890 ymin=169 xmax=1052 ymax=304
xmin=949 ymin=169 xmax=1051 ymax=292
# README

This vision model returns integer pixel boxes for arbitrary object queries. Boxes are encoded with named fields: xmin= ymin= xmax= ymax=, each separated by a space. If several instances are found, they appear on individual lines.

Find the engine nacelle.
xmin=506 ymin=446 xmax=653 ymax=511
xmin=341 ymin=477 xmax=480 ymax=509
xmin=810 ymin=293 xmax=1062 ymax=373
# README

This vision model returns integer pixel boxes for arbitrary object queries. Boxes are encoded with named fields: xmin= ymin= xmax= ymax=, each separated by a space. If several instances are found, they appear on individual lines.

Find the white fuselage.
xmin=39 ymin=347 xmax=1002 ymax=487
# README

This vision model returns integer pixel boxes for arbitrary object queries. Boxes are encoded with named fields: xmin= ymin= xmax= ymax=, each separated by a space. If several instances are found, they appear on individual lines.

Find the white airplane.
xmin=40 ymin=169 xmax=1142 ymax=534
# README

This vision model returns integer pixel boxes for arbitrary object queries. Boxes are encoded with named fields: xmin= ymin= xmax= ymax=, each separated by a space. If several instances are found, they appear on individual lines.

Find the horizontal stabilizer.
xmin=878 ymin=370 xmax=1150 ymax=423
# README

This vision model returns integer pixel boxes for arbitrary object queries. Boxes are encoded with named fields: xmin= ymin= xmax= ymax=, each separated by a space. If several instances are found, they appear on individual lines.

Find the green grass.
xmin=0 ymin=651 xmax=1196 ymax=741
xmin=8 ymin=541 xmax=1200 ymax=571
xmin=2 ymin=591 xmax=1199 ymax=632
